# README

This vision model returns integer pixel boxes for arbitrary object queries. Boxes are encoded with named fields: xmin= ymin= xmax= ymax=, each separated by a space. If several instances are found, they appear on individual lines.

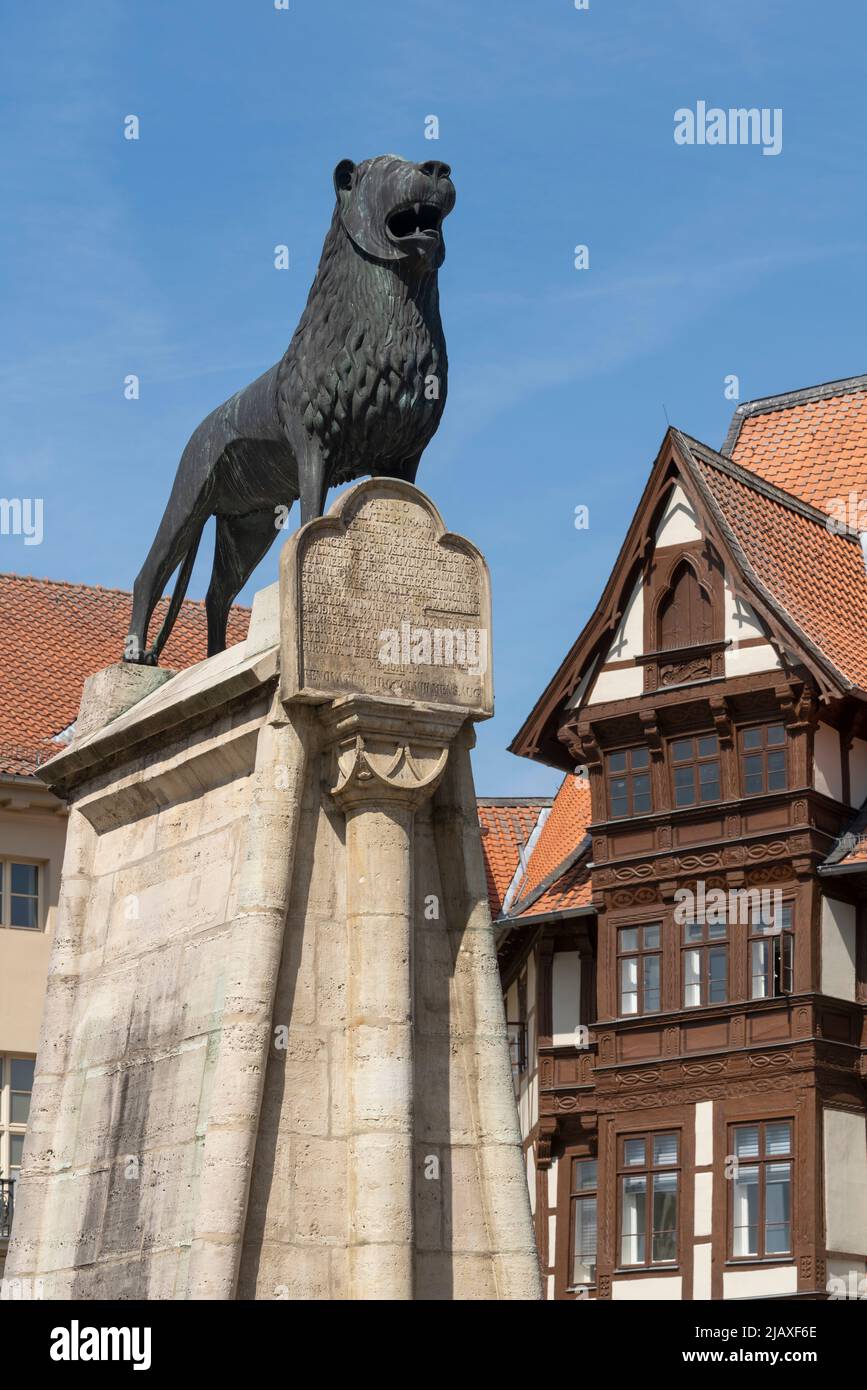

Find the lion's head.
xmin=333 ymin=154 xmax=455 ymax=268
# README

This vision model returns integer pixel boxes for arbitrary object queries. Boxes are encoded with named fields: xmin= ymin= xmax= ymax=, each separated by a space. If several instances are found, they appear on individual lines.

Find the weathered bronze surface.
xmin=126 ymin=155 xmax=455 ymax=663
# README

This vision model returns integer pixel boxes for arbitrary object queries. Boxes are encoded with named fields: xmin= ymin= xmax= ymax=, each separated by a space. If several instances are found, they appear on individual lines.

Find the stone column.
xmin=321 ymin=696 xmax=465 ymax=1300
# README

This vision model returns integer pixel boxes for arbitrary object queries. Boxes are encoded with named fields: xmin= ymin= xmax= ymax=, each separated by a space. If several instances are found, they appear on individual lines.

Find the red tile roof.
xmin=507 ymin=774 xmax=594 ymax=920
xmin=726 ymin=377 xmax=867 ymax=516
xmin=0 ymin=574 xmax=250 ymax=776
xmin=477 ymin=799 xmax=550 ymax=918
xmin=680 ymin=435 xmax=867 ymax=692
xmin=517 ymin=857 xmax=593 ymax=917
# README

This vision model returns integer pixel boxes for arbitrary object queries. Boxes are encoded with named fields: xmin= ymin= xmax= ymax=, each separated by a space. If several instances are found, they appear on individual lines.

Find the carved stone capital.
xmin=319 ymin=695 xmax=465 ymax=814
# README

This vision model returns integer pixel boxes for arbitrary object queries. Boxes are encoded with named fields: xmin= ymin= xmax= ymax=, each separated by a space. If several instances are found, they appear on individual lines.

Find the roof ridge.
xmin=676 ymin=431 xmax=862 ymax=540
xmin=477 ymin=796 xmax=554 ymax=807
xmin=722 ymin=372 xmax=867 ymax=455
xmin=0 ymin=572 xmax=252 ymax=610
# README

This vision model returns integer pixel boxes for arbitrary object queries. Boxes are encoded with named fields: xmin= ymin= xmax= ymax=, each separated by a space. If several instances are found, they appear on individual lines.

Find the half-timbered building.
xmin=491 ymin=374 xmax=867 ymax=1301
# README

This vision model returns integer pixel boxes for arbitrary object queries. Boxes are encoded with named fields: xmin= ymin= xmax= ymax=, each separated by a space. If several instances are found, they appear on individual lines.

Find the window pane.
xmin=11 ymin=1092 xmax=31 ymax=1124
xmin=609 ymin=752 xmax=627 ymax=772
xmin=744 ymin=753 xmax=764 ymax=793
xmin=611 ymin=792 xmax=628 ymax=818
xmin=765 ymin=1122 xmax=792 ymax=1156
xmin=684 ymin=920 xmax=703 ymax=943
xmin=767 ymin=750 xmax=786 ymax=790
xmin=652 ymin=1171 xmax=678 ymax=1262
xmin=620 ymin=928 xmax=639 ymax=953
xmin=732 ymin=1164 xmax=759 ymax=1256
xmin=643 ymin=924 xmax=661 ymax=950
xmin=610 ymin=775 xmax=628 ymax=800
xmin=11 ymin=1057 xmax=34 ymax=1090
xmin=653 ymin=1133 xmax=678 ymax=1166
xmin=776 ymin=933 xmax=794 ymax=995
xmin=673 ymin=762 xmax=695 ymax=806
xmin=572 ymin=1196 xmax=597 ymax=1284
xmin=734 ymin=1126 xmax=760 ymax=1160
xmin=10 ymin=896 xmax=38 ymax=929
xmin=767 ymin=724 xmax=786 ymax=746
xmin=742 ymin=728 xmax=762 ymax=750
xmin=574 ymin=1159 xmax=597 ymax=1191
xmin=10 ymin=863 xmax=38 ymax=895
xmin=699 ymin=772 xmax=720 ymax=803
xmin=620 ymin=957 xmax=638 ymax=1014
xmin=698 ymin=735 xmax=718 ymax=757
xmin=708 ymin=947 xmax=727 ymax=1003
xmin=765 ymin=1163 xmax=791 ymax=1254
xmin=632 ymin=773 xmax=651 ymax=813
xmin=621 ymin=1175 xmax=646 ymax=1265
xmin=623 ymin=1139 xmax=646 ymax=1167
xmin=751 ymin=940 xmax=770 ymax=998
xmin=643 ymin=953 xmax=660 ymax=1012
xmin=10 ymin=1133 xmax=25 ymax=1167
xmin=708 ymin=918 xmax=727 ymax=939
xmin=672 ymin=739 xmax=693 ymax=762
xmin=631 ymin=747 xmax=650 ymax=770
xmin=684 ymin=949 xmax=701 ymax=1007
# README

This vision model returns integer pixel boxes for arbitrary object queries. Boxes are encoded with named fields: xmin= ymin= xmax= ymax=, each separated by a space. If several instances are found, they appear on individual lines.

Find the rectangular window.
xmin=619 ymin=1131 xmax=679 ymax=1267
xmin=682 ymin=916 xmax=728 ymax=1007
xmin=569 ymin=1157 xmax=597 ymax=1287
xmin=740 ymin=723 xmax=787 ymax=796
xmin=749 ymin=903 xmax=794 ymax=1000
xmin=0 ymin=859 xmax=43 ymax=930
xmin=730 ymin=1120 xmax=792 ymax=1259
xmin=0 ymin=1054 xmax=35 ymax=1204
xmin=670 ymin=734 xmax=721 ymax=808
xmin=606 ymin=747 xmax=652 ymax=819
xmin=618 ymin=924 xmax=662 ymax=1015
xmin=506 ymin=967 xmax=528 ymax=1078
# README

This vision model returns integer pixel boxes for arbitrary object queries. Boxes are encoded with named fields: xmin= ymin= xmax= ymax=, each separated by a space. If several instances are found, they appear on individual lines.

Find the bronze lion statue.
xmin=125 ymin=154 xmax=455 ymax=664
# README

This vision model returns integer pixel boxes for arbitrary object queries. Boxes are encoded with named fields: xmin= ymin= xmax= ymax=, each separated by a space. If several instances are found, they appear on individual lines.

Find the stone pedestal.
xmin=3 ymin=481 xmax=541 ymax=1302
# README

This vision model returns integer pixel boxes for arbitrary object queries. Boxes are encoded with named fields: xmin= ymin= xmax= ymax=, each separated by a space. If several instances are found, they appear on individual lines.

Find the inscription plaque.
xmin=280 ymin=479 xmax=493 ymax=717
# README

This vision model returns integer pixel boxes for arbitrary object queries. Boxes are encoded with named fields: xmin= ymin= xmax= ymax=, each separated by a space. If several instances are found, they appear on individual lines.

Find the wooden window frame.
xmin=748 ymin=902 xmax=794 ymax=1001
xmin=617 ymin=1130 xmax=681 ymax=1270
xmin=605 ymin=746 xmax=652 ymax=820
xmin=669 ymin=732 xmax=722 ymax=809
xmin=617 ymin=923 xmax=662 ymax=1017
xmin=728 ymin=1119 xmax=794 ymax=1261
xmin=681 ymin=917 xmax=728 ymax=1008
xmin=568 ymin=1156 xmax=598 ymax=1291
xmin=739 ymin=722 xmax=788 ymax=797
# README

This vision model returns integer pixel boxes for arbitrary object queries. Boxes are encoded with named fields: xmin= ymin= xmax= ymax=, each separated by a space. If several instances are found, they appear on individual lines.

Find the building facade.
xmin=494 ymin=375 xmax=867 ymax=1301
xmin=0 ymin=575 xmax=247 ymax=1278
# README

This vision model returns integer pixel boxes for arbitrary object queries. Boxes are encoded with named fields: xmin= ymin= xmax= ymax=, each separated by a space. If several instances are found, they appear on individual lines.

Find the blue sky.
xmin=3 ymin=0 xmax=866 ymax=794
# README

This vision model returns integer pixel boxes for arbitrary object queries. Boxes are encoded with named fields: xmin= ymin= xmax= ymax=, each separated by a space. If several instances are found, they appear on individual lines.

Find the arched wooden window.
xmin=657 ymin=559 xmax=712 ymax=650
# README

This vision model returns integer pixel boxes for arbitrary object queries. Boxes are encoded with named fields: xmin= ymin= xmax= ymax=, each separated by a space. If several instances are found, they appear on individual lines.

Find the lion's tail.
xmin=150 ymin=523 xmax=205 ymax=663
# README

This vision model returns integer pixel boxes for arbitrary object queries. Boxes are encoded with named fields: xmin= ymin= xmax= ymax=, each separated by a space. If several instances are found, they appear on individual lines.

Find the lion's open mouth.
xmin=386 ymin=202 xmax=443 ymax=241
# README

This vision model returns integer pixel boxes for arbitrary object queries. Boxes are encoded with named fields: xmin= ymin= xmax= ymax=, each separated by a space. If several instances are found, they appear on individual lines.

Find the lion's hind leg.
xmin=127 ymin=506 xmax=207 ymax=664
